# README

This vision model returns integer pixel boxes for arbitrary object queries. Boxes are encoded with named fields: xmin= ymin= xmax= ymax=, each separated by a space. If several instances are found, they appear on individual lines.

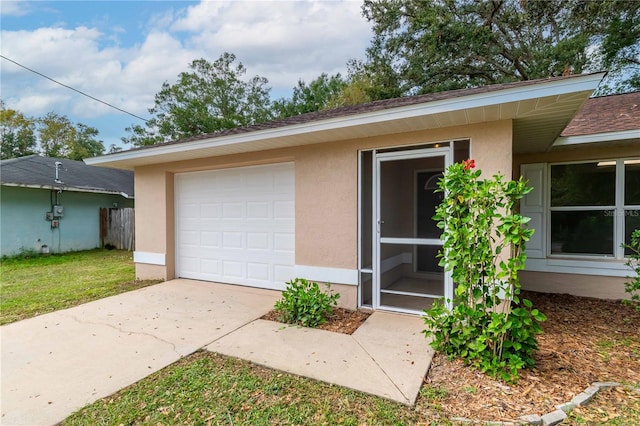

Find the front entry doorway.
xmin=359 ymin=141 xmax=468 ymax=314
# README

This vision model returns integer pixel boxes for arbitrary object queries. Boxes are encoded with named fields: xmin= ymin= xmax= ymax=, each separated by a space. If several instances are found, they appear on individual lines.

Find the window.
xmin=549 ymin=159 xmax=640 ymax=258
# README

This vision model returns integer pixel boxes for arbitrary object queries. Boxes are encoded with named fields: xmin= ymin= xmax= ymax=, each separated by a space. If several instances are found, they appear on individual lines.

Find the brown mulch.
xmin=422 ymin=291 xmax=640 ymax=422
xmin=264 ymin=292 xmax=640 ymax=422
xmin=261 ymin=307 xmax=370 ymax=335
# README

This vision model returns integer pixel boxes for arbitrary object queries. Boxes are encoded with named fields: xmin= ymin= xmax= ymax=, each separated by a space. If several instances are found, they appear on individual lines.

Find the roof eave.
xmin=1 ymin=182 xmax=134 ymax=198
xmin=85 ymin=72 xmax=605 ymax=170
xmin=553 ymin=129 xmax=640 ymax=147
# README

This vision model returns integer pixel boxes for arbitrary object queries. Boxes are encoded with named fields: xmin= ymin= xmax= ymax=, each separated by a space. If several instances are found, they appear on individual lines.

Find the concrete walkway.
xmin=1 ymin=279 xmax=433 ymax=426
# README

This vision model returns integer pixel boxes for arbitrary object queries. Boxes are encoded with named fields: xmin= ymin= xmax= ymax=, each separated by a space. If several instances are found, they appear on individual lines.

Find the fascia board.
xmin=554 ymin=129 xmax=640 ymax=146
xmin=85 ymin=73 xmax=605 ymax=167
xmin=1 ymin=182 xmax=132 ymax=198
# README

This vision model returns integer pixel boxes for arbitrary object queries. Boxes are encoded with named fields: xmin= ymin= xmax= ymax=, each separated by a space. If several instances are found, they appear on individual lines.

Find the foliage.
xmin=273 ymin=73 xmax=347 ymax=118
xmin=0 ymin=100 xmax=37 ymax=159
xmin=326 ymin=59 xmax=400 ymax=108
xmin=623 ymin=229 xmax=640 ymax=312
xmin=423 ymin=160 xmax=546 ymax=382
xmin=0 ymin=101 xmax=104 ymax=160
xmin=123 ymin=53 xmax=274 ymax=147
xmin=0 ymin=249 xmax=159 ymax=325
xmin=274 ymin=278 xmax=340 ymax=328
xmin=38 ymin=112 xmax=104 ymax=160
xmin=361 ymin=0 xmax=640 ymax=97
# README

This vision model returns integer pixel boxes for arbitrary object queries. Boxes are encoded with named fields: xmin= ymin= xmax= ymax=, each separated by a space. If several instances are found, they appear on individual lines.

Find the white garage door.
xmin=175 ymin=162 xmax=295 ymax=290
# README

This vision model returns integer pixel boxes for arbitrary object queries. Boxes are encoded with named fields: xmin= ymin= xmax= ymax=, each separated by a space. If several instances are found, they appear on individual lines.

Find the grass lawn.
xmin=62 ymin=351 xmax=435 ymax=426
xmin=0 ymin=249 xmax=160 ymax=325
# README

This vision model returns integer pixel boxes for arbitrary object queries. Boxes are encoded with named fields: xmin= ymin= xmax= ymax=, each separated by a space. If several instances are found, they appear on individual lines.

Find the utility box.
xmin=52 ymin=205 xmax=64 ymax=218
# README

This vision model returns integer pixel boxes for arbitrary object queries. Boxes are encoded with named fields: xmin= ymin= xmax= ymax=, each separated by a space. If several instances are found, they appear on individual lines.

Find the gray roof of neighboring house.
xmin=0 ymin=155 xmax=134 ymax=197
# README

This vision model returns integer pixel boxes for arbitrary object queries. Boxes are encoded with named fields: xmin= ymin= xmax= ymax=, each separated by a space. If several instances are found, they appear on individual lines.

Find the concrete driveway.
xmin=1 ymin=279 xmax=279 ymax=426
xmin=1 ymin=279 xmax=433 ymax=426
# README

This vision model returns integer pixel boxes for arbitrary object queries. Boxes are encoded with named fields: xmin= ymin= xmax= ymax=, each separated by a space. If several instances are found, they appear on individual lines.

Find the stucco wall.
xmin=133 ymin=120 xmax=513 ymax=285
xmin=520 ymin=271 xmax=629 ymax=300
xmin=0 ymin=186 xmax=133 ymax=257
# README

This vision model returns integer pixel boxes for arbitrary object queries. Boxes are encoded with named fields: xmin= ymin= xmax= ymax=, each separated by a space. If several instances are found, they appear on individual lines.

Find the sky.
xmin=1 ymin=0 xmax=374 ymax=150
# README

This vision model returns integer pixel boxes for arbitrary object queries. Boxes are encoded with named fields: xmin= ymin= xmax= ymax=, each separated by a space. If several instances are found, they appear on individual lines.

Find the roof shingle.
xmin=561 ymin=91 xmax=640 ymax=137
xmin=1 ymin=155 xmax=134 ymax=196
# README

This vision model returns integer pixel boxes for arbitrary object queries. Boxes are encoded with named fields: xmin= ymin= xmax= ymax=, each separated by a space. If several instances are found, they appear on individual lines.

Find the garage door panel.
xmin=200 ymin=203 xmax=222 ymax=218
xmin=222 ymin=260 xmax=244 ymax=278
xmin=274 ymin=265 xmax=294 ymax=282
xmin=200 ymin=231 xmax=221 ymax=247
xmin=176 ymin=162 xmax=295 ymax=289
xmin=274 ymin=200 xmax=294 ymax=219
xmin=247 ymin=263 xmax=270 ymax=280
xmin=247 ymin=202 xmax=270 ymax=219
xmin=274 ymin=233 xmax=295 ymax=251
xmin=247 ymin=232 xmax=269 ymax=249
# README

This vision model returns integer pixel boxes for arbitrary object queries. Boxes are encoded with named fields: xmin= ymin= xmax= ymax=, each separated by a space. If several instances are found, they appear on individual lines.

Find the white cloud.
xmin=0 ymin=0 xmax=34 ymax=17
xmin=0 ymin=0 xmax=372 ymax=146
xmin=172 ymin=0 xmax=372 ymax=90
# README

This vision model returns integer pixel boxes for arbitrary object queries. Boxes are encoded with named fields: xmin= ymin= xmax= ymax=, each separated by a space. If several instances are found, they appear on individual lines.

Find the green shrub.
xmin=623 ymin=229 xmax=640 ymax=312
xmin=274 ymin=278 xmax=340 ymax=328
xmin=423 ymin=159 xmax=546 ymax=383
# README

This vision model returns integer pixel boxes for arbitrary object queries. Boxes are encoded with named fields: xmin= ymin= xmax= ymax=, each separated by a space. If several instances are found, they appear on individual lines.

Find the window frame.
xmin=546 ymin=158 xmax=640 ymax=261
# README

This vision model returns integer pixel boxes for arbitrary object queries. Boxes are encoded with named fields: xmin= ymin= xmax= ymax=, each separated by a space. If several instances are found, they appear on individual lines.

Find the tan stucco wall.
xmin=136 ymin=263 xmax=167 ymax=281
xmin=133 ymin=120 xmax=513 ymax=289
xmin=332 ymin=283 xmax=358 ymax=310
xmin=520 ymin=271 xmax=629 ymax=300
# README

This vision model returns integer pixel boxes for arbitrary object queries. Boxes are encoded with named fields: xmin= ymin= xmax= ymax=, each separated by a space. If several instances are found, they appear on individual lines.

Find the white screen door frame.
xmin=373 ymin=146 xmax=454 ymax=313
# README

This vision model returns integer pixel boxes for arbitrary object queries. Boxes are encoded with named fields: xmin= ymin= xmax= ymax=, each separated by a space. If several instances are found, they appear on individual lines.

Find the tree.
xmin=0 ymin=101 xmax=37 ymax=159
xmin=66 ymin=123 xmax=104 ymax=160
xmin=38 ymin=112 xmax=75 ymax=158
xmin=327 ymin=59 xmax=400 ymax=108
xmin=38 ymin=112 xmax=104 ymax=160
xmin=361 ymin=0 xmax=640 ymax=96
xmin=273 ymin=73 xmax=347 ymax=118
xmin=123 ymin=53 xmax=274 ymax=146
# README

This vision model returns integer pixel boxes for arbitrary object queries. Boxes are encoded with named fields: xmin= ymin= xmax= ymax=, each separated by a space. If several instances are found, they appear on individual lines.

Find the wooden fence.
xmin=100 ymin=208 xmax=135 ymax=251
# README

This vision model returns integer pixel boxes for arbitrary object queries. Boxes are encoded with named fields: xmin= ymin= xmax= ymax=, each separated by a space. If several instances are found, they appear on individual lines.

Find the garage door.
xmin=175 ymin=162 xmax=295 ymax=290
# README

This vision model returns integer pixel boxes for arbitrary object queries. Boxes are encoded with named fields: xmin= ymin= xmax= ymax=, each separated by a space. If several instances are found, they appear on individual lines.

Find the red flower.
xmin=463 ymin=159 xmax=476 ymax=171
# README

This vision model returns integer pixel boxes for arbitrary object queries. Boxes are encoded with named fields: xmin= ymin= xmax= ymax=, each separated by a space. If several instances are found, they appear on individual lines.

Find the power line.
xmin=1 ymin=55 xmax=149 ymax=122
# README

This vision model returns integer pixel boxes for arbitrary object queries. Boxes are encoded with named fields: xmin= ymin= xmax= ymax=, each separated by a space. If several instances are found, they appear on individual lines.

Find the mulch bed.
xmin=422 ymin=291 xmax=640 ymax=422
xmin=261 ymin=307 xmax=370 ymax=335
xmin=263 ymin=292 xmax=640 ymax=422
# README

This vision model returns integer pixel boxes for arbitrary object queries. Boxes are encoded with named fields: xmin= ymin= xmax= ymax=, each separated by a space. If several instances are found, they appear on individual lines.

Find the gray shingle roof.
xmin=561 ymin=91 xmax=640 ymax=137
xmin=1 ymin=155 xmax=134 ymax=197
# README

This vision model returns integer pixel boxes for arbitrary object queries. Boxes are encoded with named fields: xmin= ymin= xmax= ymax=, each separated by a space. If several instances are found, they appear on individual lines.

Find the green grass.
xmin=62 ymin=351 xmax=436 ymax=426
xmin=0 ymin=249 xmax=160 ymax=325
xmin=567 ymin=384 xmax=640 ymax=425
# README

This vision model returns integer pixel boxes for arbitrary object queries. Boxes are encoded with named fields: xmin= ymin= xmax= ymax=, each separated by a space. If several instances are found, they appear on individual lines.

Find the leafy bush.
xmin=274 ymin=278 xmax=340 ymax=328
xmin=423 ymin=159 xmax=546 ymax=383
xmin=623 ymin=229 xmax=640 ymax=312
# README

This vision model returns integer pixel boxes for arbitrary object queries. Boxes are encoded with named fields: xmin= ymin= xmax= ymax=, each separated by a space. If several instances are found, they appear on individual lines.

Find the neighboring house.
xmin=0 ymin=155 xmax=134 ymax=256
xmin=86 ymin=73 xmax=639 ymax=314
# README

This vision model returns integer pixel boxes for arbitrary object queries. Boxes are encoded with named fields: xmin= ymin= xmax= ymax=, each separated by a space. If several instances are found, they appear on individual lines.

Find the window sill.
xmin=524 ymin=257 xmax=631 ymax=278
